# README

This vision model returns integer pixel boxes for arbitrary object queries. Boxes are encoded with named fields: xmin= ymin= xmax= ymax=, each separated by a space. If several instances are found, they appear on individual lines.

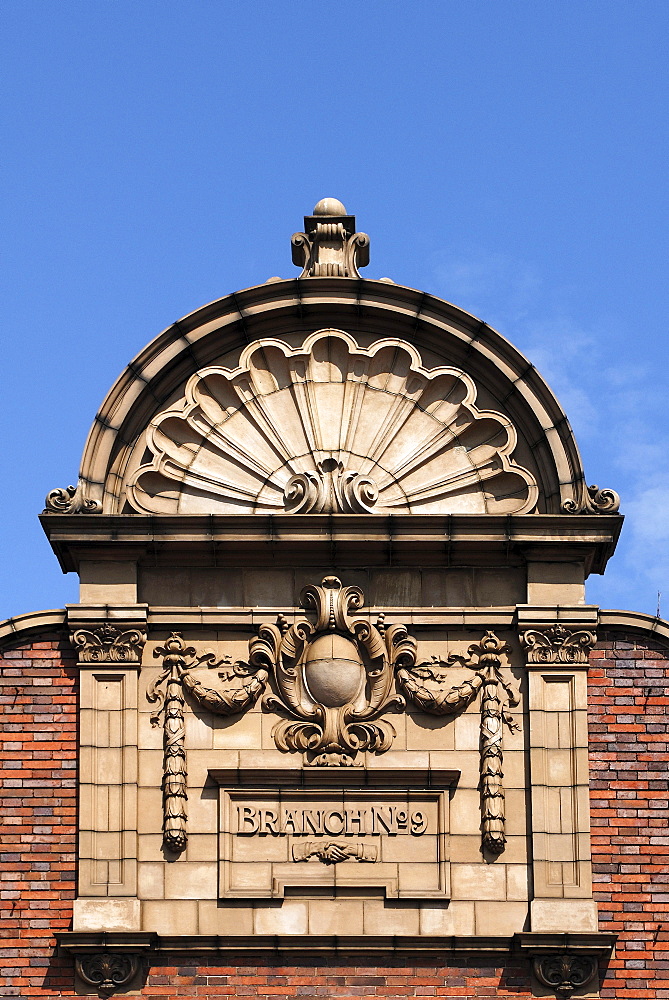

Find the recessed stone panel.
xmin=218 ymin=784 xmax=451 ymax=900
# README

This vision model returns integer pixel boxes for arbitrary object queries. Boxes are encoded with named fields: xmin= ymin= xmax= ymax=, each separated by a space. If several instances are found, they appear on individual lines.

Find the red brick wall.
xmin=139 ymin=959 xmax=533 ymax=997
xmin=589 ymin=630 xmax=669 ymax=997
xmin=0 ymin=634 xmax=77 ymax=997
xmin=2 ymin=627 xmax=667 ymax=998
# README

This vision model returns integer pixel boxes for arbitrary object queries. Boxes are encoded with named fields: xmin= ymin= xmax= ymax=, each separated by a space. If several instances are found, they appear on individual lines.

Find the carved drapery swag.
xmin=147 ymin=632 xmax=268 ymax=852
xmin=145 ymin=581 xmax=521 ymax=856
xmin=397 ymin=630 xmax=520 ymax=854
xmin=520 ymin=624 xmax=596 ymax=665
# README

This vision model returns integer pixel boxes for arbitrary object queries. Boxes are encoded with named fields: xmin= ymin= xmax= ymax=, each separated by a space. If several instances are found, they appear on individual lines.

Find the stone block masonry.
xmin=2 ymin=627 xmax=668 ymax=997
xmin=589 ymin=631 xmax=669 ymax=998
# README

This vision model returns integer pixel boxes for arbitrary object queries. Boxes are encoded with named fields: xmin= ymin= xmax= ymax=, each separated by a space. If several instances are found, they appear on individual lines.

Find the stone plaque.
xmin=219 ymin=787 xmax=450 ymax=899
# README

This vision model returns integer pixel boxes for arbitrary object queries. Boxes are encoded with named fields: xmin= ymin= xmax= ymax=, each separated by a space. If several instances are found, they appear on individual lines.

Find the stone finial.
xmin=291 ymin=198 xmax=370 ymax=277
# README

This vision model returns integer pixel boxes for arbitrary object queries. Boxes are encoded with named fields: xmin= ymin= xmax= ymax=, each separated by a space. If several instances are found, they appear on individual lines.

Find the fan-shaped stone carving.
xmin=126 ymin=330 xmax=538 ymax=515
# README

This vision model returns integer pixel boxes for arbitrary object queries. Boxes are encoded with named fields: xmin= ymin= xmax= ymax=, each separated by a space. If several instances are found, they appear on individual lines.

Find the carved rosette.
xmin=521 ymin=625 xmax=596 ymax=665
xmin=148 ymin=633 xmax=268 ymax=852
xmin=70 ymin=623 xmax=147 ymax=663
xmin=259 ymin=576 xmax=406 ymax=766
xmin=75 ymin=952 xmax=139 ymax=994
xmin=532 ymin=954 xmax=598 ymax=997
xmin=398 ymin=630 xmax=519 ymax=855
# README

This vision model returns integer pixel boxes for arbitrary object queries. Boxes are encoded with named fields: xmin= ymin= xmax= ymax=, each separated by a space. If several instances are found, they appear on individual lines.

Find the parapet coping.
xmin=2 ymin=606 xmax=668 ymax=653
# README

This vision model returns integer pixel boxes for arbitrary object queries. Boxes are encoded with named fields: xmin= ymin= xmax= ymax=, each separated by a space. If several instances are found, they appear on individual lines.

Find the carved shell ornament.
xmin=126 ymin=329 xmax=539 ymax=515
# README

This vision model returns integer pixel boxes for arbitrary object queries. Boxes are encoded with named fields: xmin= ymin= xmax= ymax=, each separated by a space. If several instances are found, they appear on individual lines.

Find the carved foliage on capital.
xmin=520 ymin=625 xmax=596 ymax=665
xmin=70 ymin=623 xmax=146 ymax=663
xmin=259 ymin=576 xmax=406 ymax=766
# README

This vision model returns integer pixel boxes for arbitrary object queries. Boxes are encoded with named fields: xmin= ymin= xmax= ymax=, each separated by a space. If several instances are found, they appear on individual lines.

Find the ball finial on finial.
xmin=313 ymin=197 xmax=347 ymax=216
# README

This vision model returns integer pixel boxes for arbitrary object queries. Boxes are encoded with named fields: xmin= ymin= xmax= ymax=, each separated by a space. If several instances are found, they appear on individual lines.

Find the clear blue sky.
xmin=2 ymin=2 xmax=667 ymax=620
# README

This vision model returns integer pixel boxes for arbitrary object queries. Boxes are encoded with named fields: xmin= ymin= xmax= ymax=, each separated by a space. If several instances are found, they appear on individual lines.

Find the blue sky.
xmin=1 ymin=2 xmax=667 ymax=620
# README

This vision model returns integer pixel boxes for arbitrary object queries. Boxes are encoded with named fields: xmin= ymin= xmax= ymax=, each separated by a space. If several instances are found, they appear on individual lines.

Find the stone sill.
xmin=57 ymin=930 xmax=616 ymax=958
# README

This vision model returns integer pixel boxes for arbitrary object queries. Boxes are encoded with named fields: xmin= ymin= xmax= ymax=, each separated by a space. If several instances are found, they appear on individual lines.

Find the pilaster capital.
xmin=66 ymin=604 xmax=148 ymax=666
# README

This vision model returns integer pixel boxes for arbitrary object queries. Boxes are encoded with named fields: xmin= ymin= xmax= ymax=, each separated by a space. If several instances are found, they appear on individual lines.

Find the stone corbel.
xmin=75 ymin=952 xmax=141 ymax=995
xmin=516 ymin=932 xmax=615 ymax=998
xmin=532 ymin=954 xmax=598 ymax=997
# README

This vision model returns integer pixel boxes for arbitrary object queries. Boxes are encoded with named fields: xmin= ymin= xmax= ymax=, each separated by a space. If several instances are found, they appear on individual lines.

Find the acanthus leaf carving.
xmin=520 ymin=624 xmax=596 ymax=665
xmin=75 ymin=952 xmax=139 ymax=995
xmin=285 ymin=460 xmax=378 ymax=514
xmin=259 ymin=576 xmax=405 ymax=766
xmin=561 ymin=482 xmax=620 ymax=514
xmin=43 ymin=481 xmax=102 ymax=514
xmin=532 ymin=954 xmax=598 ymax=998
xmin=70 ymin=623 xmax=146 ymax=663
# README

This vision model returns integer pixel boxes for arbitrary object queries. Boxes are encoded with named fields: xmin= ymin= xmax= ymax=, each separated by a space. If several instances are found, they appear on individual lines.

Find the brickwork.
xmin=0 ymin=635 xmax=77 ymax=997
xmin=2 ymin=627 xmax=668 ymax=997
xmin=590 ymin=631 xmax=669 ymax=997
xmin=139 ymin=958 xmax=533 ymax=997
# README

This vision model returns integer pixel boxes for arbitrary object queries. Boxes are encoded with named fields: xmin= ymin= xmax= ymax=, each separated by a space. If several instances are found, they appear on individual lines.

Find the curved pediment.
xmin=43 ymin=276 xmax=620 ymax=516
xmin=124 ymin=329 xmax=538 ymax=516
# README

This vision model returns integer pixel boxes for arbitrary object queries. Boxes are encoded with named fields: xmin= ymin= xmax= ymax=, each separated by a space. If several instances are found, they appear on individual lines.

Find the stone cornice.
xmin=41 ymin=512 xmax=622 ymax=575
xmin=56 ymin=930 xmax=616 ymax=958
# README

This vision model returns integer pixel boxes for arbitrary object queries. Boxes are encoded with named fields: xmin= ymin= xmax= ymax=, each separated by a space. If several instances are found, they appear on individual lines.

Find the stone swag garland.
xmin=146 ymin=578 xmax=523 ymax=857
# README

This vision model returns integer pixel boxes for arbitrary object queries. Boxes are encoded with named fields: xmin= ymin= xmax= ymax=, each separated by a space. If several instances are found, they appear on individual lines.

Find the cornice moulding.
xmin=40 ymin=512 xmax=622 ymax=575
xmin=56 ymin=930 xmax=616 ymax=958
